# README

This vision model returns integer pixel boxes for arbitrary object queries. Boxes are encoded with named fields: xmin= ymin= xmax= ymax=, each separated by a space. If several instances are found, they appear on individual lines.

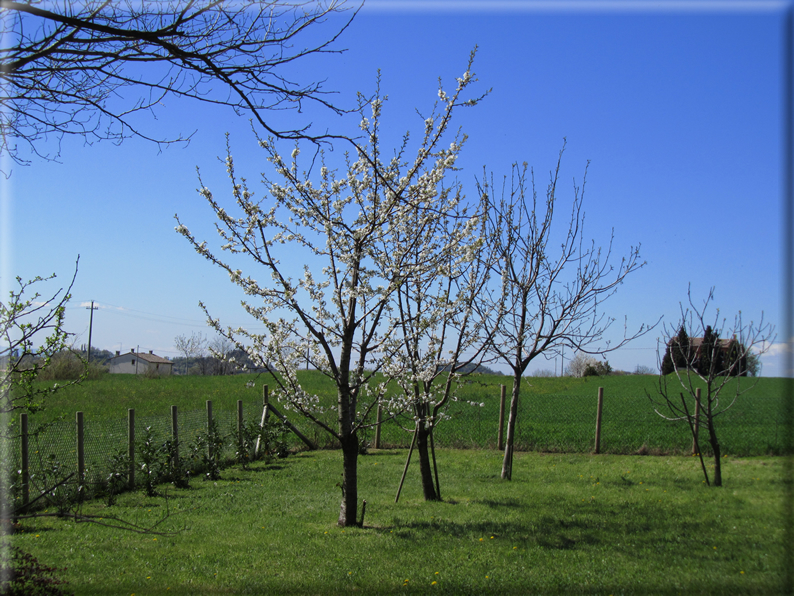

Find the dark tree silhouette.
xmin=2 ymin=0 xmax=358 ymax=166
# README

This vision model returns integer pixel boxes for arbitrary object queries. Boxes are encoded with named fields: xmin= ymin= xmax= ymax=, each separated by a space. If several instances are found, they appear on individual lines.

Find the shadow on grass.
xmin=73 ymin=580 xmax=783 ymax=596
xmin=470 ymin=497 xmax=524 ymax=509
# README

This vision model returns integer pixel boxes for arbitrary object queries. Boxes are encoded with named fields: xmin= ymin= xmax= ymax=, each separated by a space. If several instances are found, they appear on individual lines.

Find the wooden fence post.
xmin=171 ymin=405 xmax=179 ymax=472
xmin=497 ymin=385 xmax=506 ymax=451
xmin=206 ymin=400 xmax=213 ymax=461
xmin=128 ymin=409 xmax=135 ymax=489
xmin=374 ymin=404 xmax=383 ymax=449
xmin=594 ymin=387 xmax=604 ymax=454
xmin=76 ymin=411 xmax=85 ymax=498
xmin=692 ymin=388 xmax=701 ymax=455
xmin=20 ymin=413 xmax=29 ymax=509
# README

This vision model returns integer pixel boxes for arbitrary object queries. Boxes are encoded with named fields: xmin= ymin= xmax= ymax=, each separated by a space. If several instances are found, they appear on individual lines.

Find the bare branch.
xmin=2 ymin=0 xmax=360 ymax=166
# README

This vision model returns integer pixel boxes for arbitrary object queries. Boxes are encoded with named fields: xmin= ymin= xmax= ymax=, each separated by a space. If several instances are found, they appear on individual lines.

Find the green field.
xmin=7 ymin=449 xmax=786 ymax=595
xmin=13 ymin=373 xmax=788 ymax=470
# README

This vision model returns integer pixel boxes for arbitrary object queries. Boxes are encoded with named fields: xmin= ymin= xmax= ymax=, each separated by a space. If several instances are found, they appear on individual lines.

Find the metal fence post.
xmin=594 ymin=387 xmax=604 ymax=454
xmin=128 ymin=408 xmax=135 ymax=489
xmin=498 ymin=385 xmax=506 ymax=450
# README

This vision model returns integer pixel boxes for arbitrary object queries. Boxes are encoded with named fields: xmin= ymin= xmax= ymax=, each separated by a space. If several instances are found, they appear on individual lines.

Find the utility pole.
xmin=561 ymin=344 xmax=565 ymax=377
xmin=86 ymin=301 xmax=99 ymax=362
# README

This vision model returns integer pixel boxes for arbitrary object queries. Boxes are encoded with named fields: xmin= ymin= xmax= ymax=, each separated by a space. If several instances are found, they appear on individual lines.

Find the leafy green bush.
xmin=99 ymin=451 xmax=130 ymax=506
xmin=136 ymin=426 xmax=167 ymax=497
xmin=187 ymin=417 xmax=225 ymax=481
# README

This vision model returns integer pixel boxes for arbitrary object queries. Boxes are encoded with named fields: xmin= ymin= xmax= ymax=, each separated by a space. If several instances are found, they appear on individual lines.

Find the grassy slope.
xmin=10 ymin=449 xmax=785 ymax=595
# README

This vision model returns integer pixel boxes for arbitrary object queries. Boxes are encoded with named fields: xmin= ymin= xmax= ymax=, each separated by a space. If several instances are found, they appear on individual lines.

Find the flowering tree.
xmin=175 ymin=53 xmax=486 ymax=526
xmin=648 ymin=287 xmax=775 ymax=487
xmin=387 ymin=198 xmax=492 ymax=502
xmin=475 ymin=146 xmax=652 ymax=480
xmin=1 ymin=261 xmax=80 ymax=426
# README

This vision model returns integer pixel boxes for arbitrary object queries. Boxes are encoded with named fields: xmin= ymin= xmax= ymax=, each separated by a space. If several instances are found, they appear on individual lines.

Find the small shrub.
xmin=258 ymin=420 xmax=292 ymax=461
xmin=33 ymin=454 xmax=80 ymax=515
xmin=163 ymin=437 xmax=190 ymax=489
xmin=137 ymin=426 xmax=167 ymax=497
xmin=234 ymin=419 xmax=264 ymax=470
xmin=142 ymin=366 xmax=163 ymax=380
xmin=100 ymin=450 xmax=130 ymax=506
xmin=188 ymin=417 xmax=226 ymax=481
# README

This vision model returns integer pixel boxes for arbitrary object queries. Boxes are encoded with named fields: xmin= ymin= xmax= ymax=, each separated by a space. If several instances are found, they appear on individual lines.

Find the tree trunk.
xmin=416 ymin=423 xmax=440 ymax=501
xmin=501 ymin=375 xmax=521 ymax=480
xmin=338 ymin=433 xmax=360 ymax=526
xmin=707 ymin=413 xmax=722 ymax=487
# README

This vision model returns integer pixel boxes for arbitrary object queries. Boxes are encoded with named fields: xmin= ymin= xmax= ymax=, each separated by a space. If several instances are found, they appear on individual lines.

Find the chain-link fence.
xmin=4 ymin=386 xmax=784 ymax=510
xmin=4 ymin=397 xmax=265 ymax=510
xmin=368 ymin=390 xmax=784 ymax=455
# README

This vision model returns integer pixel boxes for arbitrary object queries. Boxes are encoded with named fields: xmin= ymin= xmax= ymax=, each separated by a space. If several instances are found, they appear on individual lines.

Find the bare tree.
xmin=648 ymin=287 xmax=775 ymax=487
xmin=476 ymin=146 xmax=654 ymax=480
xmin=2 ymin=0 xmax=358 ymax=166
xmin=173 ymin=331 xmax=208 ymax=375
xmin=175 ymin=53 xmax=486 ymax=526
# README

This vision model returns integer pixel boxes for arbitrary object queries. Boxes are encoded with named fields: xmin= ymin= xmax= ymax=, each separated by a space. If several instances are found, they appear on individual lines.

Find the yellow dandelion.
xmin=490 ymin=536 xmax=494 ymax=539
xmin=431 ymin=581 xmax=437 ymax=585
xmin=435 ymin=572 xmax=439 ymax=575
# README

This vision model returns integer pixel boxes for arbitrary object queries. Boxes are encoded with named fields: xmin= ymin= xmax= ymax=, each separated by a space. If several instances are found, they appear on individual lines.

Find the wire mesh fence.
xmin=4 ymin=385 xmax=784 ymax=510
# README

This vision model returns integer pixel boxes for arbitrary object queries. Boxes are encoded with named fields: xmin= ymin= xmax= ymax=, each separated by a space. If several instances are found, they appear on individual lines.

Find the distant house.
xmin=109 ymin=349 xmax=173 ymax=376
xmin=663 ymin=333 xmax=747 ymax=377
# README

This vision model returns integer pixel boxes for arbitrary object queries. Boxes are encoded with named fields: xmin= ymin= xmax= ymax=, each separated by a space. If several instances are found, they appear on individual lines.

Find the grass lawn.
xmin=8 ymin=449 xmax=785 ymax=595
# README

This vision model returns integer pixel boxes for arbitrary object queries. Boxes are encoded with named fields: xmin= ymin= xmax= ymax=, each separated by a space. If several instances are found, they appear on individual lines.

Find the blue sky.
xmin=2 ymin=0 xmax=790 ymax=376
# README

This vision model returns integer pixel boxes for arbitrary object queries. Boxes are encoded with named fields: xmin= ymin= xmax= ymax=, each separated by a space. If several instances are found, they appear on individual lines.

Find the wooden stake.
xmin=594 ymin=387 xmax=604 ymax=454
xmin=395 ymin=423 xmax=418 ymax=503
